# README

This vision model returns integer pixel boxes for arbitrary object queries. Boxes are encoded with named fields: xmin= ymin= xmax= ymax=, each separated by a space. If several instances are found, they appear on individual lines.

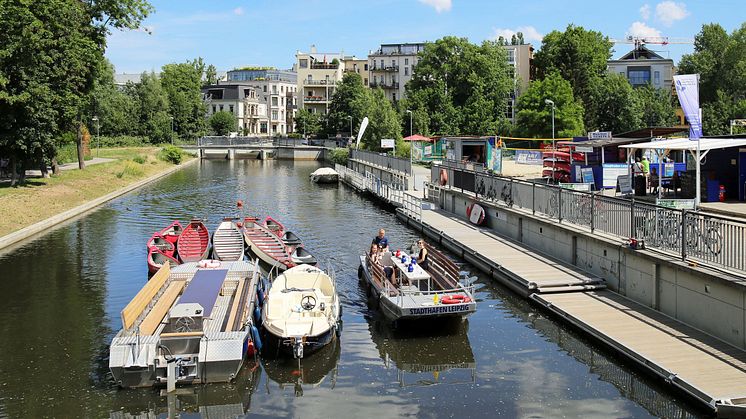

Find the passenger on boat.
xmin=370 ymin=243 xmax=396 ymax=286
xmin=415 ymin=239 xmax=429 ymax=270
xmin=372 ymin=228 xmax=389 ymax=252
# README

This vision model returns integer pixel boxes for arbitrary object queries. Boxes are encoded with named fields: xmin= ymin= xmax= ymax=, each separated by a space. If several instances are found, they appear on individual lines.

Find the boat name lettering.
xmin=409 ymin=304 xmax=469 ymax=315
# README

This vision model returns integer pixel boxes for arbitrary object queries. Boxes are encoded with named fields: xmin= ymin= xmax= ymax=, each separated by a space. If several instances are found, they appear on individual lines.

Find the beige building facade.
xmin=296 ymin=46 xmax=346 ymax=116
xmin=367 ymin=43 xmax=425 ymax=102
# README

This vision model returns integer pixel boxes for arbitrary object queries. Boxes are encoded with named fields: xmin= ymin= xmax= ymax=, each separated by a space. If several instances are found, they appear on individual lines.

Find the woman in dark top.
xmin=416 ymin=239 xmax=429 ymax=270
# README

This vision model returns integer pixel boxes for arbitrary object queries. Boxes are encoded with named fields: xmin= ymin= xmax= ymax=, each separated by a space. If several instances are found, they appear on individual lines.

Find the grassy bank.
xmin=0 ymin=147 xmax=193 ymax=237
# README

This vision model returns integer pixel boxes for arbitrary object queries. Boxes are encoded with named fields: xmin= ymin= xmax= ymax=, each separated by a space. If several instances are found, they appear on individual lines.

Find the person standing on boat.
xmin=372 ymin=228 xmax=389 ymax=252
xmin=415 ymin=239 xmax=429 ymax=270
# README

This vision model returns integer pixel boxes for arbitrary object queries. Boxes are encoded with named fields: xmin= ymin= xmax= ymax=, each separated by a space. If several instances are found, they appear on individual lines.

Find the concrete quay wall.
xmin=434 ymin=188 xmax=746 ymax=351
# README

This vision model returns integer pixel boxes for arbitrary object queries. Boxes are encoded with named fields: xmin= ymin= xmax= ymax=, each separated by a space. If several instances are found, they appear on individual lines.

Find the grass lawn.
xmin=0 ymin=147 xmax=193 ymax=237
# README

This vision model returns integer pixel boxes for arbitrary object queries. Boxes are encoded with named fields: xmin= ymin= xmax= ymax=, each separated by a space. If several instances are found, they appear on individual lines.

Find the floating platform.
xmin=109 ymin=261 xmax=261 ymax=388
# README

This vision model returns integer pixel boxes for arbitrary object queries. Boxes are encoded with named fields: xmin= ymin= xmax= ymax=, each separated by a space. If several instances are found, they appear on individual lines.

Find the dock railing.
xmin=335 ymin=164 xmax=405 ymax=207
xmin=198 ymin=136 xmax=270 ymax=146
xmin=350 ymin=149 xmax=412 ymax=175
xmin=430 ymin=163 xmax=745 ymax=275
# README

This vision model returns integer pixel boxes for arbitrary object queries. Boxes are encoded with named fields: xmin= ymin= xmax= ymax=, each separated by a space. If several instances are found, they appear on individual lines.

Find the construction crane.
xmin=611 ymin=36 xmax=693 ymax=49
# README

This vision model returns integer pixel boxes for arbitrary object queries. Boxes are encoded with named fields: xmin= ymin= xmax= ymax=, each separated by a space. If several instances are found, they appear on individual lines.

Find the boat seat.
xmin=138 ymin=281 xmax=185 ymax=335
xmin=120 ymin=264 xmax=171 ymax=330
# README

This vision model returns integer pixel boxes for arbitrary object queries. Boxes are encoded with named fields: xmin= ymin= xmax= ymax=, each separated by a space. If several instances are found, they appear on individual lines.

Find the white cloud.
xmin=627 ymin=21 xmax=662 ymax=38
xmin=492 ymin=26 xmax=543 ymax=43
xmin=655 ymin=1 xmax=689 ymax=26
xmin=418 ymin=0 xmax=452 ymax=13
xmin=639 ymin=4 xmax=651 ymax=20
xmin=233 ymin=7 xmax=244 ymax=16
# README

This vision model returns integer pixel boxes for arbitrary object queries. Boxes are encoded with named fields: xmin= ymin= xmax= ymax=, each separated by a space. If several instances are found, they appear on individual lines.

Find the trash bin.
xmin=634 ymin=175 xmax=647 ymax=196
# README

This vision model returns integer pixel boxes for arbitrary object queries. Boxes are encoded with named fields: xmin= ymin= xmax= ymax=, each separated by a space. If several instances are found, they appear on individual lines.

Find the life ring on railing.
xmin=466 ymin=203 xmax=485 ymax=225
xmin=198 ymin=259 xmax=221 ymax=269
xmin=441 ymin=294 xmax=472 ymax=304
xmin=439 ymin=169 xmax=448 ymax=186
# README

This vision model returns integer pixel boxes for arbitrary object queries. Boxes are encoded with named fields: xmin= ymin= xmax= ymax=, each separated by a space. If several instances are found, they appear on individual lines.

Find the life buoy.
xmin=467 ymin=203 xmax=485 ymax=225
xmin=439 ymin=169 xmax=448 ymax=186
xmin=441 ymin=294 xmax=472 ymax=304
xmin=198 ymin=259 xmax=221 ymax=268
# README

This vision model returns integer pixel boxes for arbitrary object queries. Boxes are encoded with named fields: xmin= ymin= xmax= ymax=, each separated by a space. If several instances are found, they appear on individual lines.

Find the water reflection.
xmin=262 ymin=339 xmax=341 ymax=397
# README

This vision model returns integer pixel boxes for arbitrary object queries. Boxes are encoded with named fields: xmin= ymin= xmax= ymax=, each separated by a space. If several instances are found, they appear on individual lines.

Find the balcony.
xmin=303 ymin=79 xmax=337 ymax=86
xmin=370 ymin=64 xmax=399 ymax=72
xmin=303 ymin=95 xmax=329 ymax=103
xmin=369 ymin=81 xmax=400 ymax=89
xmin=310 ymin=62 xmax=339 ymax=70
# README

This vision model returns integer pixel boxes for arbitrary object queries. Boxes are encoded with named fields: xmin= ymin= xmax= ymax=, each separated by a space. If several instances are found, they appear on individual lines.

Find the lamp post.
xmin=544 ymin=99 xmax=555 ymax=182
xmin=406 ymin=109 xmax=414 ymax=189
xmin=349 ymin=115 xmax=353 ymax=141
xmin=92 ymin=116 xmax=99 ymax=157
xmin=169 ymin=116 xmax=174 ymax=145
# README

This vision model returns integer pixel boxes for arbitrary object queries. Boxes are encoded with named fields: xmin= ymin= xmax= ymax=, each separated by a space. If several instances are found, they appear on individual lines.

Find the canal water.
xmin=0 ymin=160 xmax=706 ymax=418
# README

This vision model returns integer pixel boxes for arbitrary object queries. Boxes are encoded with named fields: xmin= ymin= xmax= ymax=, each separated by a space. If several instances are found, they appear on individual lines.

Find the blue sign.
xmin=674 ymin=74 xmax=703 ymax=139
xmin=515 ymin=150 xmax=543 ymax=165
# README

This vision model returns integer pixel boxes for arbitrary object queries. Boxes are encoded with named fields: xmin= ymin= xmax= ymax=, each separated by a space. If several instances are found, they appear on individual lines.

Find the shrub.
xmin=132 ymin=155 xmax=146 ymax=164
xmin=97 ymin=135 xmax=149 ymax=147
xmin=157 ymin=145 xmax=184 ymax=164
xmin=328 ymin=147 xmax=349 ymax=166
xmin=116 ymin=161 xmax=144 ymax=178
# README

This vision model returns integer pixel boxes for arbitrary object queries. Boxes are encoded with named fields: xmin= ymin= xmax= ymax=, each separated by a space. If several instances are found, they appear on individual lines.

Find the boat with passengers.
xmin=358 ymin=241 xmax=476 ymax=324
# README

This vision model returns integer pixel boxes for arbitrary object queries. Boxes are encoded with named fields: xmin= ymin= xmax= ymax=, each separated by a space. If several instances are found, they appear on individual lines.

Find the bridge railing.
xmin=349 ymin=149 xmax=411 ymax=175
xmin=430 ymin=163 xmax=746 ymax=275
xmin=198 ymin=136 xmax=270 ymax=146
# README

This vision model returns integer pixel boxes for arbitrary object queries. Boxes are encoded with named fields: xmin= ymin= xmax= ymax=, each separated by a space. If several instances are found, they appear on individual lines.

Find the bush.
xmin=328 ymin=147 xmax=349 ymax=166
xmin=287 ymin=133 xmax=302 ymax=139
xmin=209 ymin=111 xmax=237 ymax=136
xmin=98 ymin=135 xmax=149 ymax=147
xmin=116 ymin=161 xmax=145 ymax=178
xmin=157 ymin=145 xmax=184 ymax=164
xmin=132 ymin=155 xmax=146 ymax=164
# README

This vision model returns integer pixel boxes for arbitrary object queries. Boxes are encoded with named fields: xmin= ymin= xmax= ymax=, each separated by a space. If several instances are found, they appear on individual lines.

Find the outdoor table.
xmin=391 ymin=256 xmax=431 ymax=291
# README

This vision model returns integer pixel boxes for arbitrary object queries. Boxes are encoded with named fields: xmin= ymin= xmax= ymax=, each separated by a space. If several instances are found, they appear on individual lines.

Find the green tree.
xmin=634 ymin=84 xmax=677 ymax=128
xmin=295 ymin=108 xmax=322 ymax=138
xmin=534 ymin=24 xmax=613 ymax=126
xmin=515 ymin=72 xmax=585 ymax=138
xmin=90 ymin=60 xmax=138 ymax=136
xmin=586 ymin=73 xmax=641 ymax=133
xmin=204 ymin=64 xmax=218 ymax=86
xmin=326 ymin=72 xmax=370 ymax=137
xmin=129 ymin=72 xmax=170 ymax=142
xmin=209 ymin=111 xmax=237 ymax=136
xmin=406 ymin=36 xmax=513 ymax=136
xmin=360 ymin=88 xmax=402 ymax=151
xmin=160 ymin=59 xmax=207 ymax=141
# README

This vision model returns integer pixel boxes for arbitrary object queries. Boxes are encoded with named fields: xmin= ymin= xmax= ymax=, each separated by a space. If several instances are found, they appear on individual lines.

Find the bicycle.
xmin=638 ymin=211 xmax=681 ymax=250
xmin=500 ymin=183 xmax=513 ymax=207
xmin=684 ymin=217 xmax=722 ymax=256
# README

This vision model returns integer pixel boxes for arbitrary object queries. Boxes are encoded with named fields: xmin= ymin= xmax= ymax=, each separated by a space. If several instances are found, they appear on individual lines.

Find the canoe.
xmin=542 ymin=151 xmax=584 ymax=162
xmin=178 ymin=219 xmax=210 ymax=263
xmin=262 ymin=265 xmax=341 ymax=358
xmin=263 ymin=216 xmax=285 ymax=236
xmin=281 ymin=231 xmax=303 ymax=247
xmin=542 ymin=160 xmax=572 ymax=172
xmin=147 ymin=232 xmax=175 ymax=257
xmin=159 ymin=220 xmax=183 ymax=244
xmin=212 ymin=218 xmax=245 ymax=262
xmin=147 ymin=246 xmax=179 ymax=275
xmin=243 ymin=217 xmax=294 ymax=271
xmin=542 ymin=169 xmax=571 ymax=183
xmin=291 ymin=246 xmax=317 ymax=266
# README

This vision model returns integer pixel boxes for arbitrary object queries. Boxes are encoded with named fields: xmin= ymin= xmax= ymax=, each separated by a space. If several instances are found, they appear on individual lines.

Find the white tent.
xmin=620 ymin=137 xmax=746 ymax=205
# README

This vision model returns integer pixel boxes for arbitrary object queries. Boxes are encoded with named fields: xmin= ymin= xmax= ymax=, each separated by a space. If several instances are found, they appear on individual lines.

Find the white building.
xmin=607 ymin=45 xmax=674 ymax=90
xmin=367 ymin=42 xmax=425 ymax=102
xmin=202 ymin=84 xmax=269 ymax=135
xmin=226 ymin=68 xmax=298 ymax=135
xmin=501 ymin=43 xmax=534 ymax=121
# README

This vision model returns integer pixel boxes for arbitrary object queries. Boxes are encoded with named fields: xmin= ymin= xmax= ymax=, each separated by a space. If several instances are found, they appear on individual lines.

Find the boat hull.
xmin=261 ymin=326 xmax=337 ymax=359
xmin=178 ymin=220 xmax=210 ymax=263
xmin=243 ymin=218 xmax=292 ymax=271
xmin=310 ymin=174 xmax=339 ymax=184
xmin=212 ymin=220 xmax=245 ymax=262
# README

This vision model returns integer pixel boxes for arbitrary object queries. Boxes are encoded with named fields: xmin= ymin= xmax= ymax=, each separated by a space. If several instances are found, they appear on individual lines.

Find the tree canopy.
xmin=515 ymin=72 xmax=585 ymax=138
xmin=325 ymin=72 xmax=370 ymax=137
xmin=160 ymin=59 xmax=207 ymax=140
xmin=209 ymin=111 xmax=237 ymax=136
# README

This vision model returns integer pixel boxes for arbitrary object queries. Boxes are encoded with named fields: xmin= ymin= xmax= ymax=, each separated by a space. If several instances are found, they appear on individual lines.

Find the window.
xmin=299 ymin=59 xmax=308 ymax=68
xmin=392 ymin=93 xmax=396 ymax=101
xmin=272 ymin=85 xmax=277 ymax=94
xmin=281 ymin=86 xmax=284 ymax=93
xmin=404 ymin=67 xmax=409 ymax=76
xmin=272 ymin=97 xmax=278 ymax=106
xmin=364 ymin=78 xmax=368 ymax=85
xmin=380 ymin=59 xmax=384 ymax=68
xmin=263 ymin=85 xmax=267 ymax=92
xmin=507 ymin=49 xmax=515 ymax=63
xmin=364 ymin=64 xmax=368 ymax=71
xmin=373 ymin=76 xmax=377 ymax=84
xmin=260 ymin=122 xmax=268 ymax=133
xmin=229 ymin=105 xmax=234 ymax=114
xmin=272 ymin=110 xmax=278 ymax=120
xmin=392 ymin=59 xmax=396 ymax=67
xmin=212 ymin=105 xmax=216 ymax=113
xmin=627 ymin=67 xmax=651 ymax=86
xmin=272 ymin=124 xmax=277 ymax=133
xmin=654 ymin=71 xmax=661 ymax=85
xmin=405 ymin=58 xmax=409 ymax=65
xmin=505 ymin=97 xmax=515 ymax=120
xmin=219 ymin=105 xmax=224 ymax=111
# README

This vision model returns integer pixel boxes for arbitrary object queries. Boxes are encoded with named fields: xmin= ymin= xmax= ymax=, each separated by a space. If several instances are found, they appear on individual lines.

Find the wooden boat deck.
xmin=534 ymin=291 xmax=746 ymax=408
xmin=420 ymin=210 xmax=605 ymax=294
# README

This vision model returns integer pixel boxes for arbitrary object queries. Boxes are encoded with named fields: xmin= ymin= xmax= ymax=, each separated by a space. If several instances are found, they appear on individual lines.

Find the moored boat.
xmin=310 ymin=167 xmax=339 ymax=184
xmin=147 ymin=246 xmax=180 ymax=275
xmin=212 ymin=218 xmax=245 ymax=262
xmin=261 ymin=265 xmax=341 ymax=358
xmin=291 ymin=246 xmax=317 ymax=266
xmin=159 ymin=220 xmax=183 ymax=244
xmin=178 ymin=219 xmax=210 ymax=263
xmin=263 ymin=216 xmax=285 ymax=236
xmin=147 ymin=232 xmax=175 ymax=257
xmin=243 ymin=217 xmax=294 ymax=271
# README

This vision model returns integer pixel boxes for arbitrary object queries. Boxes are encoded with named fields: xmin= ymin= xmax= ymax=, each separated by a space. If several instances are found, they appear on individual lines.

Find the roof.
xmin=617 ymin=45 xmax=667 ymax=61
xmin=615 ymin=127 xmax=687 ymax=138
xmin=620 ymin=137 xmax=746 ymax=151
xmin=574 ymin=137 xmax=660 ymax=148
xmin=403 ymin=134 xmax=433 ymax=142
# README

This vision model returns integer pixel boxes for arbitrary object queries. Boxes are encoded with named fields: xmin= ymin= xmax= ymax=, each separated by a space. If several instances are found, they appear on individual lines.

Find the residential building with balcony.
xmin=607 ymin=45 xmax=674 ymax=89
xmin=202 ymin=83 xmax=269 ymax=135
xmin=367 ymin=42 xmax=425 ymax=102
xmin=225 ymin=68 xmax=298 ymax=135
xmin=502 ymin=43 xmax=534 ymax=121
xmin=344 ymin=57 xmax=369 ymax=86
xmin=296 ymin=46 xmax=346 ymax=115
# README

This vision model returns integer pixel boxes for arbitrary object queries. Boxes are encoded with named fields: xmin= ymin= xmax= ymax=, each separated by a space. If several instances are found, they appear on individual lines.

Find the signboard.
xmin=515 ymin=150 xmax=543 ymax=165
xmin=656 ymin=199 xmax=696 ymax=210
xmin=587 ymin=131 xmax=612 ymax=140
xmin=664 ymin=162 xmax=674 ymax=177
xmin=674 ymin=74 xmax=702 ymax=139
xmin=412 ymin=143 xmax=423 ymax=160
xmin=380 ymin=138 xmax=395 ymax=149
xmin=603 ymin=163 xmax=628 ymax=189
xmin=580 ymin=167 xmax=595 ymax=185
xmin=488 ymin=137 xmax=502 ymax=173
xmin=617 ymin=175 xmax=633 ymax=195
xmin=560 ymin=183 xmax=592 ymax=191
xmin=575 ymin=146 xmax=594 ymax=154
xmin=424 ymin=145 xmax=432 ymax=156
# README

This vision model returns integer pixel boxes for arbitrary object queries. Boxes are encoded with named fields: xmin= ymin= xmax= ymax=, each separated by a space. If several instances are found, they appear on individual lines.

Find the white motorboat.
xmin=310 ymin=167 xmax=339 ymax=184
xmin=261 ymin=265 xmax=341 ymax=358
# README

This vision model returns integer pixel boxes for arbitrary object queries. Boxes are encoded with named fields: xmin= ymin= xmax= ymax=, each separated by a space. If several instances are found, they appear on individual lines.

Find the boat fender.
xmin=250 ymin=325 xmax=263 ymax=352
xmin=246 ymin=340 xmax=256 ymax=357
xmin=257 ymin=289 xmax=265 ymax=307
xmin=439 ymin=169 xmax=448 ymax=186
xmin=253 ymin=306 xmax=262 ymax=326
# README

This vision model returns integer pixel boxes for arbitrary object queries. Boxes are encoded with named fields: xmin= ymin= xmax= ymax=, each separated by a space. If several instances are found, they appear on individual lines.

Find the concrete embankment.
xmin=0 ymin=159 xmax=197 ymax=252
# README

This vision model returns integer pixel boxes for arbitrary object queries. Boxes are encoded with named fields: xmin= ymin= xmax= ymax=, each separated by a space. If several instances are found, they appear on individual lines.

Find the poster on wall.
xmin=515 ymin=150 xmax=543 ymax=165
xmin=487 ymin=137 xmax=502 ymax=173
xmin=603 ymin=163 xmax=628 ymax=188
xmin=424 ymin=145 xmax=432 ymax=157
xmin=412 ymin=143 xmax=423 ymax=160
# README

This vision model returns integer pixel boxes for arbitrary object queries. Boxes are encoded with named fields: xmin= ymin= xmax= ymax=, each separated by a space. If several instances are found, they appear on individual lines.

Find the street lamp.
xmin=349 ymin=115 xmax=353 ymax=140
xmin=92 ymin=116 xmax=99 ymax=157
xmin=544 ymin=99 xmax=556 ymax=182
xmin=169 ymin=116 xmax=174 ymax=145
xmin=406 ymin=109 xmax=414 ymax=189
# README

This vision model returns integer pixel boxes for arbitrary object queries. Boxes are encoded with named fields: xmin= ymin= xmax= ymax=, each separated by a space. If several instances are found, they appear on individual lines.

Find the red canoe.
xmin=147 ymin=246 xmax=179 ymax=275
xmin=263 ymin=216 xmax=285 ymax=237
xmin=543 ymin=159 xmax=571 ymax=172
xmin=159 ymin=220 xmax=183 ymax=244
xmin=243 ymin=217 xmax=294 ymax=271
xmin=542 ymin=169 xmax=571 ymax=182
xmin=147 ymin=232 xmax=175 ymax=258
xmin=178 ymin=219 xmax=210 ymax=263
xmin=542 ymin=151 xmax=584 ymax=162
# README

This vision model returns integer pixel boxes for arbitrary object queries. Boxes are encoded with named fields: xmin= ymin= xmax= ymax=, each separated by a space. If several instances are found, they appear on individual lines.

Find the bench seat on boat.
xmin=139 ymin=280 xmax=186 ymax=335
xmin=120 ymin=264 xmax=171 ymax=330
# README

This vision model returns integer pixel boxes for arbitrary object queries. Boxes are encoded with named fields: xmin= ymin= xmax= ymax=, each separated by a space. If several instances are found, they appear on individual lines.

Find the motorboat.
xmin=178 ymin=219 xmax=210 ymax=263
xmin=243 ymin=217 xmax=294 ymax=271
xmin=147 ymin=246 xmax=180 ymax=275
xmin=310 ymin=167 xmax=339 ymax=184
xmin=261 ymin=265 xmax=341 ymax=358
xmin=358 ymin=243 xmax=476 ymax=324
xmin=212 ymin=218 xmax=245 ymax=262
xmin=109 ymin=261 xmax=263 ymax=388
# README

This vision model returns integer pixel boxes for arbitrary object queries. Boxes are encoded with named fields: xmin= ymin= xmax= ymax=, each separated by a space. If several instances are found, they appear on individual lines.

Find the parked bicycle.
xmin=684 ymin=217 xmax=722 ymax=256
xmin=500 ymin=183 xmax=513 ymax=207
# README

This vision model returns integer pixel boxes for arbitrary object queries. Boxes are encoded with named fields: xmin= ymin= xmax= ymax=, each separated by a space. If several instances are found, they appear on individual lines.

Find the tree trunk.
xmin=18 ymin=159 xmax=27 ymax=184
xmin=9 ymin=156 xmax=18 ymax=186
xmin=51 ymin=157 xmax=60 ymax=175
xmin=38 ymin=150 xmax=50 ymax=178
xmin=76 ymin=121 xmax=86 ymax=170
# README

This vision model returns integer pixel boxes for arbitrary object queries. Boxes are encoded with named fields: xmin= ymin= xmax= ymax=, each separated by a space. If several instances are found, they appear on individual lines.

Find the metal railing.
xmin=430 ymin=163 xmax=745 ymax=275
xmin=303 ymin=79 xmax=337 ymax=86
xmin=198 ymin=136 xmax=270 ymax=146
xmin=335 ymin=164 xmax=405 ymax=207
xmin=350 ymin=149 xmax=411 ymax=175
xmin=401 ymin=192 xmax=422 ymax=221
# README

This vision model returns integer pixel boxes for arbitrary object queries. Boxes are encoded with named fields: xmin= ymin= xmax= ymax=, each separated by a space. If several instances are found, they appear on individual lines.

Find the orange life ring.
xmin=441 ymin=294 xmax=471 ymax=304
xmin=439 ymin=169 xmax=448 ymax=186
xmin=198 ymin=259 xmax=221 ymax=268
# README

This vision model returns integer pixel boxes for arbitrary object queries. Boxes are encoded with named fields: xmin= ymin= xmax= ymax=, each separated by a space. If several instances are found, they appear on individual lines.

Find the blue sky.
xmin=105 ymin=0 xmax=743 ymax=74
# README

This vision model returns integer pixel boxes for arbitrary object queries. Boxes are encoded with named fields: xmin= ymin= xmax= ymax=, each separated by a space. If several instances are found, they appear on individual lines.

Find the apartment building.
xmin=607 ymin=45 xmax=674 ymax=89
xmin=344 ymin=57 xmax=369 ymax=86
xmin=367 ymin=42 xmax=425 ymax=102
xmin=225 ymin=68 xmax=298 ymax=135
xmin=502 ymin=43 xmax=534 ymax=121
xmin=296 ymin=46 xmax=347 ymax=115
xmin=202 ymin=84 xmax=269 ymax=135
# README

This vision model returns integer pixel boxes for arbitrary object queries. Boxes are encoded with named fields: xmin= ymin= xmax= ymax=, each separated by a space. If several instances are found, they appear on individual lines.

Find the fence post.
xmin=558 ymin=187 xmax=563 ymax=222
xmin=532 ymin=182 xmax=536 ymax=215
xmin=630 ymin=198 xmax=636 ymax=238
xmin=590 ymin=192 xmax=595 ymax=233
xmin=681 ymin=209 xmax=687 ymax=261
